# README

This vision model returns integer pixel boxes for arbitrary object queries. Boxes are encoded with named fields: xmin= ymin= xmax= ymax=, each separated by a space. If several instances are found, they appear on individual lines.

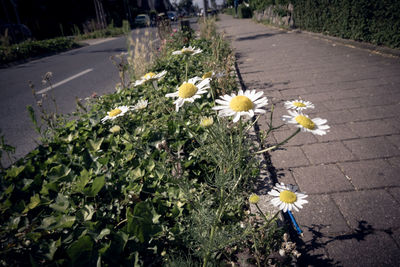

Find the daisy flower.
xmin=200 ymin=116 xmax=214 ymax=127
xmin=268 ymin=183 xmax=308 ymax=212
xmin=165 ymin=77 xmax=210 ymax=112
xmin=202 ymin=71 xmax=225 ymax=80
xmin=172 ymin=46 xmax=202 ymax=56
xmin=284 ymin=100 xmax=314 ymax=111
xmin=134 ymin=70 xmax=167 ymax=87
xmin=249 ymin=194 xmax=260 ymax=204
xmin=282 ymin=110 xmax=330 ymax=135
xmin=133 ymin=99 xmax=148 ymax=110
xmin=212 ymin=90 xmax=268 ymax=123
xmin=109 ymin=125 xmax=121 ymax=133
xmin=101 ymin=106 xmax=130 ymax=123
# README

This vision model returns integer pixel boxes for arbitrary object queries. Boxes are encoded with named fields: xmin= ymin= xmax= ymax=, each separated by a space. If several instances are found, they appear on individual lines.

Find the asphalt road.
xmin=0 ymin=27 xmax=158 ymax=166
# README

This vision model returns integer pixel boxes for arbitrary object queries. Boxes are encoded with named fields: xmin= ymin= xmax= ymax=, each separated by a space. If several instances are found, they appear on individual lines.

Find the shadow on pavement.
xmin=295 ymin=220 xmax=375 ymax=267
xmin=236 ymin=32 xmax=285 ymax=41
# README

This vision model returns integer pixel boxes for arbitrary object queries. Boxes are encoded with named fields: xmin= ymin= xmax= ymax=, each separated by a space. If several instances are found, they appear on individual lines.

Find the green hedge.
xmin=292 ymin=0 xmax=400 ymax=48
xmin=0 ymin=37 xmax=80 ymax=65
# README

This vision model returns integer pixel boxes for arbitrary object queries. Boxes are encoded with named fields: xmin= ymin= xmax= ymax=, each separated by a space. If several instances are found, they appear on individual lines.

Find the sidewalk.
xmin=217 ymin=14 xmax=400 ymax=266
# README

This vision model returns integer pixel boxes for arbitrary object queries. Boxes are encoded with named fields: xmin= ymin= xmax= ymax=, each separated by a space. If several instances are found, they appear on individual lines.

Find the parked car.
xmin=134 ymin=14 xmax=150 ymax=27
xmin=167 ymin=11 xmax=177 ymax=21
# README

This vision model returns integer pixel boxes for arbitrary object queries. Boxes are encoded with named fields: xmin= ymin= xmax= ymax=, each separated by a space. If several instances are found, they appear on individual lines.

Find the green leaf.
xmin=131 ymin=167 xmax=144 ymax=180
xmin=49 ymin=193 xmax=69 ymax=213
xmin=54 ymin=215 xmax=75 ymax=230
xmin=48 ymin=165 xmax=71 ymax=182
xmin=81 ymin=204 xmax=95 ymax=221
xmin=40 ymin=181 xmax=58 ymax=195
xmin=6 ymin=165 xmax=25 ymax=179
xmin=22 ymin=179 xmax=34 ymax=191
xmin=67 ymin=235 xmax=93 ymax=262
xmin=84 ymin=176 xmax=105 ymax=197
xmin=95 ymin=228 xmax=111 ymax=242
xmin=23 ymin=194 xmax=40 ymax=213
xmin=73 ymin=169 xmax=91 ymax=193
xmin=46 ymin=238 xmax=61 ymax=260
xmin=146 ymin=159 xmax=156 ymax=172
xmin=88 ymin=138 xmax=104 ymax=152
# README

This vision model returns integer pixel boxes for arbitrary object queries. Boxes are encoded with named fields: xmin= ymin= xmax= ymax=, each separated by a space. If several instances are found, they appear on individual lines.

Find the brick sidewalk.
xmin=217 ymin=14 xmax=400 ymax=266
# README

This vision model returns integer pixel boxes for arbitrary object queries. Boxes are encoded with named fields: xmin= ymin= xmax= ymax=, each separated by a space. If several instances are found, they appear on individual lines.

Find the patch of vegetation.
xmin=0 ymin=37 xmax=80 ymax=65
xmin=0 ymin=19 xmax=288 ymax=266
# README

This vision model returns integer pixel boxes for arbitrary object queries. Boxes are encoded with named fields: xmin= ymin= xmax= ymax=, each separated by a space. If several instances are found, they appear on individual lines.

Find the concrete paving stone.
xmin=270 ymin=146 xmax=310 ymax=168
xmin=338 ymin=159 xmax=400 ymax=189
xmin=316 ymin=109 xmax=359 ymax=124
xmin=296 ymin=194 xmax=351 ymax=234
xmin=279 ymin=87 xmax=309 ymax=98
xmin=274 ymin=168 xmax=299 ymax=186
xmin=272 ymin=130 xmax=318 ymax=146
xmin=347 ymin=119 xmax=399 ymax=138
xmin=387 ymin=187 xmax=400 ymax=204
xmin=301 ymin=141 xmax=356 ymax=165
xmin=349 ymin=105 xmax=399 ymax=122
xmin=325 ymin=231 xmax=400 ymax=267
xmin=386 ymin=135 xmax=400 ymax=149
xmin=343 ymin=136 xmax=400 ymax=160
xmin=362 ymin=93 xmax=400 ymax=107
xmin=323 ymin=97 xmax=369 ymax=111
xmin=332 ymin=189 xmax=400 ymax=229
xmin=387 ymin=156 xmax=400 ymax=167
xmin=291 ymin=164 xmax=354 ymax=193
xmin=392 ymin=228 xmax=400 ymax=248
xmin=315 ymin=123 xmax=358 ymax=142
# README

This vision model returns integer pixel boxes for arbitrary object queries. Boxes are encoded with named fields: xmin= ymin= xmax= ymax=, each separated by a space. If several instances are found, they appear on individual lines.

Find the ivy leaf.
xmin=6 ymin=165 xmax=25 ymax=179
xmin=95 ymin=228 xmax=111 ymax=242
xmin=73 ymin=169 xmax=91 ymax=193
xmin=23 ymin=194 xmax=40 ymax=213
xmin=45 ymin=238 xmax=61 ymax=260
xmin=49 ymin=193 xmax=69 ymax=213
xmin=53 ymin=215 xmax=75 ymax=230
xmin=146 ymin=159 xmax=155 ymax=172
xmin=131 ymin=167 xmax=145 ymax=180
xmin=67 ymin=235 xmax=93 ymax=263
xmin=83 ymin=176 xmax=105 ymax=197
xmin=88 ymin=138 xmax=104 ymax=152
xmin=82 ymin=204 xmax=95 ymax=221
xmin=48 ymin=165 xmax=71 ymax=182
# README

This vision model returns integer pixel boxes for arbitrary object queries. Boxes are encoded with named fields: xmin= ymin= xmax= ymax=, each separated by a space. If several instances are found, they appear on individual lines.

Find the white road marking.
xmin=36 ymin=68 xmax=93 ymax=94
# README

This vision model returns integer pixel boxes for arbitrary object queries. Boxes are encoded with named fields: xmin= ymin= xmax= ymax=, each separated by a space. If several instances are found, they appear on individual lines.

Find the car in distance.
xmin=167 ymin=11 xmax=177 ymax=21
xmin=134 ymin=14 xmax=150 ymax=27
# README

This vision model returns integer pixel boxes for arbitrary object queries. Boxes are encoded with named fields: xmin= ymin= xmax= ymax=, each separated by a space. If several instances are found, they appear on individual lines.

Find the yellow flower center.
xmin=109 ymin=108 xmax=122 ymax=117
xmin=144 ymin=72 xmax=156 ymax=80
xmin=229 ymin=96 xmax=254 ymax=112
xmin=295 ymin=115 xmax=315 ymax=130
xmin=181 ymin=48 xmax=193 ymax=54
xmin=178 ymin=83 xmax=198 ymax=98
xmin=249 ymin=194 xmax=260 ymax=204
xmin=293 ymin=101 xmax=306 ymax=107
xmin=202 ymin=72 xmax=213 ymax=79
xmin=279 ymin=190 xmax=297 ymax=204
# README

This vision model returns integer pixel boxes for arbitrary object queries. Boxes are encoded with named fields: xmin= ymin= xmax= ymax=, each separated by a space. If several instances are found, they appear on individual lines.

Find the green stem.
xmin=256 ymin=128 xmax=301 ymax=154
xmin=203 ymin=189 xmax=225 ymax=267
xmin=185 ymin=58 xmax=189 ymax=81
xmin=255 ymin=203 xmax=269 ymax=223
